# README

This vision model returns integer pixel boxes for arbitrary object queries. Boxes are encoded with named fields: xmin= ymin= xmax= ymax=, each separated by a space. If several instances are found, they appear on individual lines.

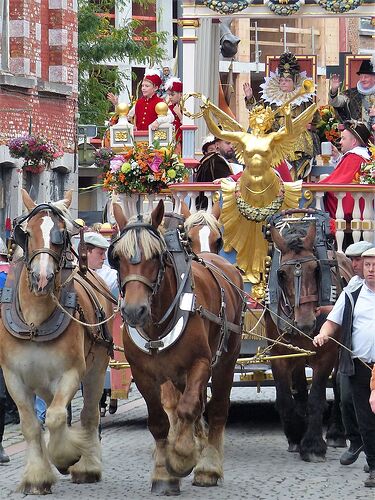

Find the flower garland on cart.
xmin=100 ymin=142 xmax=189 ymax=195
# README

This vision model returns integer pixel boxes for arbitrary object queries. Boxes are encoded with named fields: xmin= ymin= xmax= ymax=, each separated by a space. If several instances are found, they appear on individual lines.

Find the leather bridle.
xmin=278 ymin=255 xmax=319 ymax=313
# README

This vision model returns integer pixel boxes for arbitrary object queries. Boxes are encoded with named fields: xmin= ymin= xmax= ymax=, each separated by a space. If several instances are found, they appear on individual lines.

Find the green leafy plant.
xmin=78 ymin=0 xmax=167 ymax=126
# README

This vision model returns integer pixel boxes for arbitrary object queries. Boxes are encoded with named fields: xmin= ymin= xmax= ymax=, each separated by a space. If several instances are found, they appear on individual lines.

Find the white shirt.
xmin=96 ymin=264 xmax=119 ymax=299
xmin=344 ymin=275 xmax=364 ymax=293
xmin=327 ymin=282 xmax=375 ymax=363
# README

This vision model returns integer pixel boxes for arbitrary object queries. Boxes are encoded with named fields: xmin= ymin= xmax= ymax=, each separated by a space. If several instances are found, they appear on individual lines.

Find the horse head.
xmin=182 ymin=201 xmax=223 ymax=254
xmin=271 ymin=222 xmax=319 ymax=336
xmin=110 ymin=200 xmax=166 ymax=328
xmin=15 ymin=189 xmax=74 ymax=295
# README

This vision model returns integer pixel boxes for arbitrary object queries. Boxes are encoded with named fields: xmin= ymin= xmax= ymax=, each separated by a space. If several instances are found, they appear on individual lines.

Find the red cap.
xmin=143 ymin=70 xmax=162 ymax=88
xmin=165 ymin=77 xmax=183 ymax=93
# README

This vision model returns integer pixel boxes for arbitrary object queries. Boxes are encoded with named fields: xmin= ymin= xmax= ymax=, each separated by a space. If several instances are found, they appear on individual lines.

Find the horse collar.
xmin=126 ymin=302 xmax=194 ymax=354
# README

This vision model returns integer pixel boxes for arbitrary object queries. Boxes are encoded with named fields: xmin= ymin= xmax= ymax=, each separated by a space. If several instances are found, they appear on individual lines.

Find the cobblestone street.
xmin=1 ymin=387 xmax=372 ymax=499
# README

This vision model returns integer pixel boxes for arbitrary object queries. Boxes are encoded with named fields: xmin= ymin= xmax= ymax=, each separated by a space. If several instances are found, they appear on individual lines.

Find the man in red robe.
xmin=319 ymin=121 xmax=371 ymax=220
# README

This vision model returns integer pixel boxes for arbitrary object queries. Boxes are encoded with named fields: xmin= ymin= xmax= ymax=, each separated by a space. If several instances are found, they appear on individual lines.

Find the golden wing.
xmin=270 ymin=103 xmax=318 ymax=167
xmin=201 ymin=100 xmax=246 ymax=163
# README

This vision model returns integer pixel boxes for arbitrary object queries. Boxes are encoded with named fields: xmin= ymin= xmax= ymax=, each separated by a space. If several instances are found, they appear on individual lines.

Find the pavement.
xmin=1 ymin=387 xmax=373 ymax=499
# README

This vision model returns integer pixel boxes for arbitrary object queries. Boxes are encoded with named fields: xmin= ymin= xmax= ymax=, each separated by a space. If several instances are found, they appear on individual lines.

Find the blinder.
xmin=13 ymin=223 xmax=28 ymax=250
xmin=12 ymin=202 xmax=76 ymax=270
xmin=107 ymin=221 xmax=167 ymax=297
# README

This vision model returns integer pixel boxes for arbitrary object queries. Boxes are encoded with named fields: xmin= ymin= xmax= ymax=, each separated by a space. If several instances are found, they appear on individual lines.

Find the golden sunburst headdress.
xmin=248 ymin=104 xmax=275 ymax=135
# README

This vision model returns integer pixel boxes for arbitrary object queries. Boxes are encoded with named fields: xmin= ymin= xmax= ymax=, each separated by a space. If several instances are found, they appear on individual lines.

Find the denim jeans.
xmin=34 ymin=396 xmax=47 ymax=424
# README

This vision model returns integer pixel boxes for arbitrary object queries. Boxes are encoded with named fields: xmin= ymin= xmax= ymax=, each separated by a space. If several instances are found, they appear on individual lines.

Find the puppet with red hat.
xmin=165 ymin=77 xmax=183 ymax=144
xmin=127 ymin=69 xmax=174 ymax=131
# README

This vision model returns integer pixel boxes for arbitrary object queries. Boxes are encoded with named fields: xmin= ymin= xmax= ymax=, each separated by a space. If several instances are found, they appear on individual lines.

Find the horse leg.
xmin=292 ymin=363 xmax=308 ymax=421
xmin=272 ymin=360 xmax=306 ymax=452
xmin=193 ymin=353 xmax=237 ymax=487
xmin=46 ymin=369 xmax=84 ymax=475
xmin=133 ymin=370 xmax=181 ymax=495
xmin=166 ymin=359 xmax=210 ymax=479
xmin=68 ymin=351 xmax=108 ymax=484
xmin=300 ymin=369 xmax=330 ymax=462
xmin=3 ymin=371 xmax=56 ymax=494
xmin=326 ymin=367 xmax=346 ymax=448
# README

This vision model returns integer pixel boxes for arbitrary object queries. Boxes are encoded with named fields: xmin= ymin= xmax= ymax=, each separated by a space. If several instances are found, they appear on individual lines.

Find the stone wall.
xmin=0 ymin=0 xmax=78 ymax=237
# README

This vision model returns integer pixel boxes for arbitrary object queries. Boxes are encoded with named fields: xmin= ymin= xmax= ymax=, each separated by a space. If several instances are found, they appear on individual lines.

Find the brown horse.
xmin=0 ymin=190 xmax=113 ymax=494
xmin=265 ymin=218 xmax=349 ymax=462
xmin=109 ymin=200 xmax=244 ymax=495
xmin=181 ymin=202 xmax=223 ymax=255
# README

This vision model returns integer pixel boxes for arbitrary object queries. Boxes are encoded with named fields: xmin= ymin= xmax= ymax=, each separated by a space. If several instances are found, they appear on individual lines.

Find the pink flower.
xmin=149 ymin=155 xmax=163 ymax=172
xmin=110 ymin=159 xmax=123 ymax=172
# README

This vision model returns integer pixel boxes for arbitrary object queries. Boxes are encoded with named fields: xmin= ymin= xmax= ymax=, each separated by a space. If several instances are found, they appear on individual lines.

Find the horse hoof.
xmin=151 ymin=479 xmax=180 ymax=496
xmin=56 ymin=467 xmax=70 ymax=475
xmin=22 ymin=482 xmax=52 ymax=495
xmin=71 ymin=471 xmax=101 ymax=484
xmin=193 ymin=472 xmax=220 ymax=487
xmin=166 ymin=459 xmax=194 ymax=478
xmin=326 ymin=438 xmax=347 ymax=448
xmin=301 ymin=453 xmax=326 ymax=463
xmin=288 ymin=443 xmax=300 ymax=453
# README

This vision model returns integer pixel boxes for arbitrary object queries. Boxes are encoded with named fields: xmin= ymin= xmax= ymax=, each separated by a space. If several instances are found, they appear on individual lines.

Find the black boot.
xmin=0 ymin=444 xmax=10 ymax=464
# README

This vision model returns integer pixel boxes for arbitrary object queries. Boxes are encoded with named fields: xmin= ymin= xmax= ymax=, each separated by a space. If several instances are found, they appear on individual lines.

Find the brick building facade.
xmin=0 ymin=0 xmax=78 ymax=240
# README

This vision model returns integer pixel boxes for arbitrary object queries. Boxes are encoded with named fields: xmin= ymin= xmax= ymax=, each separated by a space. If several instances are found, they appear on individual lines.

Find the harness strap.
xmin=77 ymin=268 xmax=118 ymax=306
xmin=155 ymin=256 xmax=192 ymax=326
xmin=121 ymin=274 xmax=156 ymax=292
xmin=73 ymin=274 xmax=114 ymax=356
xmin=196 ymin=306 xmax=241 ymax=334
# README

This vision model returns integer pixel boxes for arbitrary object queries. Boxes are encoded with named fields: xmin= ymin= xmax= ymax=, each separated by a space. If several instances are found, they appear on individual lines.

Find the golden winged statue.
xmin=189 ymin=88 xmax=317 ymax=288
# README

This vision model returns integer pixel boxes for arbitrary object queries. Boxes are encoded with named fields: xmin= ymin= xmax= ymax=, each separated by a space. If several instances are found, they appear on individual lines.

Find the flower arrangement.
xmin=359 ymin=143 xmax=375 ymax=185
xmin=94 ymin=147 xmax=115 ymax=172
xmin=316 ymin=105 xmax=341 ymax=146
xmin=8 ymin=135 xmax=64 ymax=173
xmin=102 ymin=141 xmax=189 ymax=194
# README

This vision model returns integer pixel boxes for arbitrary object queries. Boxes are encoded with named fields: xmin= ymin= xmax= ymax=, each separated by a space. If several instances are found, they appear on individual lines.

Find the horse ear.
xmin=151 ymin=199 xmax=164 ymax=228
xmin=62 ymin=190 xmax=73 ymax=208
xmin=270 ymin=226 xmax=287 ymax=254
xmin=21 ymin=189 xmax=37 ymax=211
xmin=180 ymin=200 xmax=191 ymax=219
xmin=211 ymin=201 xmax=221 ymax=220
xmin=113 ymin=203 xmax=127 ymax=231
xmin=303 ymin=222 xmax=316 ymax=251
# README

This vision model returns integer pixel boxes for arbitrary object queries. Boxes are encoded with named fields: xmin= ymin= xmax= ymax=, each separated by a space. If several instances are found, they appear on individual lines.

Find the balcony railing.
xmin=111 ymin=182 xmax=375 ymax=253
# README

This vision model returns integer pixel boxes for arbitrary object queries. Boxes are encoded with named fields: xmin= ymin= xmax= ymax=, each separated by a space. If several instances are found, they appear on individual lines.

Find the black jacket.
xmin=339 ymin=285 xmax=362 ymax=376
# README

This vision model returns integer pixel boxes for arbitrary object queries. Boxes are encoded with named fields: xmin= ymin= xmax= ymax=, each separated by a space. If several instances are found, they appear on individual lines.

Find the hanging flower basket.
xmin=7 ymin=135 xmax=64 ymax=173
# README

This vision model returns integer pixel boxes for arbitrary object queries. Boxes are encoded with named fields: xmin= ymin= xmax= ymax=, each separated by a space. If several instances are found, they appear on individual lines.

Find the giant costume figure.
xmin=244 ymin=52 xmax=320 ymax=180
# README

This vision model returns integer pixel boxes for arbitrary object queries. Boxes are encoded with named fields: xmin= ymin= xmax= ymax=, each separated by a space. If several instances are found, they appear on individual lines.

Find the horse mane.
xmin=281 ymin=225 xmax=309 ymax=254
xmin=113 ymin=213 xmax=166 ymax=261
xmin=184 ymin=211 xmax=221 ymax=235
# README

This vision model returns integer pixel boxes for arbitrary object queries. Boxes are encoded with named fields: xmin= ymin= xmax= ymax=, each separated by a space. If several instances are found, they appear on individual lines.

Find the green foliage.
xmin=78 ymin=0 xmax=167 ymax=126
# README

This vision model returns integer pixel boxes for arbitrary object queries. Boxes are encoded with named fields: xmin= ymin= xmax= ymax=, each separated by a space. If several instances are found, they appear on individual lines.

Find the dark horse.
xmin=109 ymin=200 xmax=244 ymax=495
xmin=265 ymin=214 xmax=350 ymax=462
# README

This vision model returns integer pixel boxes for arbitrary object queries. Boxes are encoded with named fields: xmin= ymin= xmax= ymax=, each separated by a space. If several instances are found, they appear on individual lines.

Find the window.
xmin=0 ymin=0 xmax=9 ymax=72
